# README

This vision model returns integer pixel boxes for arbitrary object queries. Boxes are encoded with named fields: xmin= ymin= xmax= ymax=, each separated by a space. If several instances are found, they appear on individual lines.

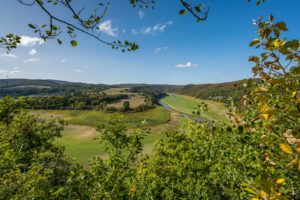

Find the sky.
xmin=0 ymin=0 xmax=300 ymax=85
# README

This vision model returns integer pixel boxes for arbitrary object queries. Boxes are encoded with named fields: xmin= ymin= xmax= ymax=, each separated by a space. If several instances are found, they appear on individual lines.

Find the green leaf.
xmin=28 ymin=24 xmax=36 ymax=29
xmin=249 ymin=39 xmax=261 ymax=47
xmin=195 ymin=6 xmax=201 ymax=13
xmin=70 ymin=40 xmax=78 ymax=47
xmin=57 ymin=39 xmax=62 ymax=45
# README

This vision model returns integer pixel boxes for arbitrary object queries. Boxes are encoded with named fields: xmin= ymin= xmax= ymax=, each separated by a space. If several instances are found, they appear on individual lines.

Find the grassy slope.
xmin=56 ymin=125 xmax=103 ymax=166
xmin=160 ymin=93 xmax=229 ymax=124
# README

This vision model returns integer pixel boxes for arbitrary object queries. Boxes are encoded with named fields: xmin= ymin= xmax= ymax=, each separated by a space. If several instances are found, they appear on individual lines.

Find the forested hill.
xmin=0 ymin=78 xmax=246 ymax=99
xmin=171 ymin=80 xmax=245 ymax=101
xmin=0 ymin=79 xmax=103 ymax=88
xmin=0 ymin=79 xmax=106 ymax=97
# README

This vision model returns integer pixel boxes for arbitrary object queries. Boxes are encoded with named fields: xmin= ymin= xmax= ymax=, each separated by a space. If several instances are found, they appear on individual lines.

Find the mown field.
xmin=105 ymin=87 xmax=146 ymax=109
xmin=160 ymin=93 xmax=230 ymax=124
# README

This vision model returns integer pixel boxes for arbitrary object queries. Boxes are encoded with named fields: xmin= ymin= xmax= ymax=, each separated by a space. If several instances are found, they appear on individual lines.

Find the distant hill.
xmin=0 ymin=79 xmax=107 ymax=97
xmin=171 ymin=80 xmax=246 ymax=102
xmin=0 ymin=78 xmax=246 ymax=100
xmin=0 ymin=79 xmax=102 ymax=88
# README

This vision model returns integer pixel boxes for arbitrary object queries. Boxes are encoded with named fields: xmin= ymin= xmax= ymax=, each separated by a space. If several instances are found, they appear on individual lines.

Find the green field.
xmin=32 ymin=106 xmax=170 ymax=128
xmin=32 ymin=107 xmax=188 ymax=166
xmin=33 ymin=94 xmax=228 ymax=166
xmin=160 ymin=93 xmax=230 ymax=124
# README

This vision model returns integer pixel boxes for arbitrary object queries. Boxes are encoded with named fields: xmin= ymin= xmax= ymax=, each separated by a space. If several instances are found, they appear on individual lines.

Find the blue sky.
xmin=0 ymin=0 xmax=299 ymax=84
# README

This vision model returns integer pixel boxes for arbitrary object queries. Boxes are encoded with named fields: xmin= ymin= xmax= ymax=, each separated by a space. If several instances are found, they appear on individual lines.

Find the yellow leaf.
xmin=292 ymin=92 xmax=297 ymax=97
xmin=291 ymin=159 xmax=297 ymax=164
xmin=251 ymin=198 xmax=259 ymax=200
xmin=261 ymin=113 xmax=269 ymax=120
xmin=260 ymin=103 xmax=269 ymax=113
xmin=276 ymin=178 xmax=285 ymax=184
xmin=280 ymin=144 xmax=293 ymax=154
xmin=273 ymin=39 xmax=284 ymax=48
xmin=274 ymin=40 xmax=280 ymax=47
xmin=296 ymin=98 xmax=300 ymax=104
xmin=297 ymin=148 xmax=300 ymax=153
xmin=260 ymin=190 xmax=267 ymax=197
xmin=298 ymin=163 xmax=300 ymax=171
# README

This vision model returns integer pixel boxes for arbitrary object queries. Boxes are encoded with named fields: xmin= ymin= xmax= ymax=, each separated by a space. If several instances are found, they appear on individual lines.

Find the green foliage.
xmin=240 ymin=16 xmax=300 ymax=199
xmin=70 ymin=40 xmax=78 ymax=47
xmin=0 ymin=34 xmax=21 ymax=52
xmin=122 ymin=100 xmax=131 ymax=112
xmin=0 ymin=98 xmax=89 ymax=199
xmin=23 ymin=92 xmax=129 ymax=110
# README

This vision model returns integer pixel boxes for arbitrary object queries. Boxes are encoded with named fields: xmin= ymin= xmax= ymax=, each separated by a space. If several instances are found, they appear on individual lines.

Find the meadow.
xmin=32 ymin=106 xmax=170 ymax=128
xmin=160 ymin=93 xmax=229 ymax=124
xmin=32 ymin=107 xmax=188 ymax=166
xmin=31 ymin=93 xmax=228 ymax=166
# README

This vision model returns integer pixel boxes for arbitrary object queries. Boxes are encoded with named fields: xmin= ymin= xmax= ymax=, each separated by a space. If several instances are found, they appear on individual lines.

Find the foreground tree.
xmin=2 ymin=0 xmax=300 ymax=199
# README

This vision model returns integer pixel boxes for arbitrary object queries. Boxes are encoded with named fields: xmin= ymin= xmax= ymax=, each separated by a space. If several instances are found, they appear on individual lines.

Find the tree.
xmin=0 ymin=98 xmax=91 ymax=199
xmin=123 ymin=100 xmax=130 ymax=112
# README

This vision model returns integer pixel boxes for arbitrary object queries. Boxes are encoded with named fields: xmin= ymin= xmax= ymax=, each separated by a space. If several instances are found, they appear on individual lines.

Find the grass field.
xmin=55 ymin=112 xmax=187 ymax=167
xmin=32 ymin=107 xmax=187 ymax=166
xmin=33 ymin=93 xmax=229 ymax=167
xmin=32 ymin=106 xmax=170 ymax=128
xmin=160 ymin=93 xmax=230 ymax=124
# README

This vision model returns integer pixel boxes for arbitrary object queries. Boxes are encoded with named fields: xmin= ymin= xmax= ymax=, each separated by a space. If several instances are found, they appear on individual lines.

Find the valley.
xmin=2 ymin=79 xmax=233 ymax=166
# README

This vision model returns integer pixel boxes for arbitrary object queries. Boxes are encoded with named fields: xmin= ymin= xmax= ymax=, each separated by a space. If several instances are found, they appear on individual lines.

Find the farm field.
xmin=105 ymin=87 xmax=146 ymax=109
xmin=160 ymin=93 xmax=230 ymax=124
xmin=106 ymin=95 xmax=145 ymax=109
xmin=32 ymin=94 xmax=228 ymax=166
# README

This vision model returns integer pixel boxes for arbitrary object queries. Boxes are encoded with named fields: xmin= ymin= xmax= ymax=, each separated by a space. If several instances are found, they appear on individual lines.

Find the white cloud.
xmin=141 ymin=27 xmax=152 ymax=35
xmin=20 ymin=36 xmax=44 ymax=47
xmin=24 ymin=58 xmax=40 ymax=63
xmin=98 ymin=20 xmax=118 ymax=36
xmin=131 ymin=28 xmax=138 ymax=35
xmin=0 ymin=69 xmax=21 ymax=75
xmin=175 ymin=61 xmax=198 ymax=68
xmin=134 ymin=21 xmax=173 ymax=35
xmin=61 ymin=59 xmax=66 ymax=63
xmin=155 ymin=46 xmax=168 ymax=52
xmin=10 ymin=70 xmax=21 ymax=74
xmin=138 ymin=10 xmax=145 ymax=19
xmin=75 ymin=69 xmax=81 ymax=72
xmin=28 ymin=48 xmax=37 ymax=55
xmin=155 ymin=47 xmax=161 ymax=52
xmin=0 ymin=53 xmax=18 ymax=58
